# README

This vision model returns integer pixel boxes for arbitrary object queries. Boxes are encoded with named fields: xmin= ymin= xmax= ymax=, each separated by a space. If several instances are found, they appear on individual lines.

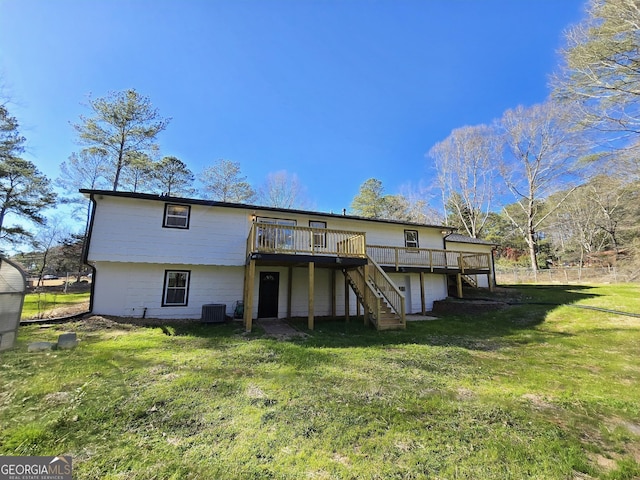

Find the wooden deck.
xmin=367 ymin=245 xmax=491 ymax=274
xmin=246 ymin=223 xmax=491 ymax=274
xmin=247 ymin=222 xmax=366 ymax=259
xmin=243 ymin=223 xmax=493 ymax=332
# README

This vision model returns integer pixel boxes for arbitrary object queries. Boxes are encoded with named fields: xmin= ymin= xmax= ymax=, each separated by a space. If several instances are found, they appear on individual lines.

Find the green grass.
xmin=2 ymin=284 xmax=639 ymax=479
xmin=21 ymin=292 xmax=90 ymax=319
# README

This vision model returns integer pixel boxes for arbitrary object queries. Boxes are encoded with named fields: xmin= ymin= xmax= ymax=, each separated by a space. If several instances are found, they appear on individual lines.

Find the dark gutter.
xmin=81 ymin=193 xmax=98 ymax=314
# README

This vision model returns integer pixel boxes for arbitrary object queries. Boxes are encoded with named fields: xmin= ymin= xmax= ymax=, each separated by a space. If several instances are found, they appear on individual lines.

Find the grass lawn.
xmin=21 ymin=292 xmax=91 ymax=319
xmin=1 ymin=284 xmax=639 ymax=479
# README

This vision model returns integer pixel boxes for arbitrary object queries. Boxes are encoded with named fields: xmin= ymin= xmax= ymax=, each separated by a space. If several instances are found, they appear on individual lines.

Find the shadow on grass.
xmin=74 ymin=285 xmax=601 ymax=353
xmin=288 ymin=284 xmax=601 ymax=350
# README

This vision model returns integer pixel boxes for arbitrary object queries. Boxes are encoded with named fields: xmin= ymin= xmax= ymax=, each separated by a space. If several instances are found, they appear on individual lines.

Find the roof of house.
xmin=444 ymin=233 xmax=498 ymax=246
xmin=80 ymin=189 xmax=451 ymax=230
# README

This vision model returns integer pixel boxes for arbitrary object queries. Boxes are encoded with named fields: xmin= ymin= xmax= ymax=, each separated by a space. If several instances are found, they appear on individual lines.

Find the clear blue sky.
xmin=1 ymin=0 xmax=586 ymax=215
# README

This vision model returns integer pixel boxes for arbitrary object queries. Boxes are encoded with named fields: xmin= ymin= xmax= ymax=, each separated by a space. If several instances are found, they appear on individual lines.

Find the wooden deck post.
xmin=244 ymin=259 xmax=256 ymax=332
xmin=456 ymin=273 xmax=463 ymax=298
xmin=287 ymin=266 xmax=293 ymax=318
xmin=488 ymin=251 xmax=496 ymax=292
xmin=363 ymin=267 xmax=369 ymax=325
xmin=331 ymin=269 xmax=336 ymax=318
xmin=308 ymin=262 xmax=315 ymax=330
xmin=344 ymin=274 xmax=350 ymax=323
xmin=420 ymin=271 xmax=426 ymax=315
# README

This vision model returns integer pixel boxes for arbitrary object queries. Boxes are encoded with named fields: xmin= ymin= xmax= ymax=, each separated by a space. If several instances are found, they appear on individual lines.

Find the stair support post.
xmin=308 ymin=261 xmax=315 ymax=330
xmin=344 ymin=272 xmax=350 ymax=323
xmin=331 ymin=269 xmax=337 ymax=317
xmin=244 ymin=259 xmax=256 ymax=332
xmin=420 ymin=271 xmax=426 ymax=315
xmin=287 ymin=266 xmax=293 ymax=318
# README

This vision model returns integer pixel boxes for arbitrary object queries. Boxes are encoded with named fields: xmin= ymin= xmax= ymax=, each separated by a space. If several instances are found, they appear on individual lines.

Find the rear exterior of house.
xmin=82 ymin=190 xmax=494 ymax=331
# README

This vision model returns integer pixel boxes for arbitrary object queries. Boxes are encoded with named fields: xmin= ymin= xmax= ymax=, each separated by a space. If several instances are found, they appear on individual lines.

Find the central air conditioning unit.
xmin=201 ymin=304 xmax=226 ymax=323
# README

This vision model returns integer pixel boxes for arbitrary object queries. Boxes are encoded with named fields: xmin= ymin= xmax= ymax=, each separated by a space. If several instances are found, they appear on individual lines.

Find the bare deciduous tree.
xmin=258 ymin=170 xmax=308 ymax=209
xmin=428 ymin=124 xmax=501 ymax=237
xmin=554 ymin=0 xmax=640 ymax=167
xmin=499 ymin=102 xmax=579 ymax=272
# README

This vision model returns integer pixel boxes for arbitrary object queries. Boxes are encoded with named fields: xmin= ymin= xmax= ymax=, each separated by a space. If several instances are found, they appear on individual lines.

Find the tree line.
xmin=1 ymin=0 xmax=639 ymax=277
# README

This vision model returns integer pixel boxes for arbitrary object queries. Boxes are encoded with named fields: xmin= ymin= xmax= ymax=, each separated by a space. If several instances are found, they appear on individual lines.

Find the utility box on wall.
xmin=201 ymin=304 xmax=226 ymax=323
xmin=0 ymin=257 xmax=27 ymax=351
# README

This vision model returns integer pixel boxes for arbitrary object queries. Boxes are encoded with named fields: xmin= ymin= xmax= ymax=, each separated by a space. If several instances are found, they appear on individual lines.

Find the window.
xmin=256 ymin=217 xmax=296 ymax=250
xmin=309 ymin=221 xmax=327 ymax=248
xmin=404 ymin=230 xmax=419 ymax=248
xmin=163 ymin=270 xmax=190 ymax=306
xmin=163 ymin=204 xmax=190 ymax=229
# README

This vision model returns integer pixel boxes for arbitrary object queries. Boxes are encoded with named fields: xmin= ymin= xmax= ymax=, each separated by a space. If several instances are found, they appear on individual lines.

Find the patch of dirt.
xmin=246 ymin=384 xmax=266 ymax=400
xmin=456 ymin=387 xmax=475 ymax=401
xmin=588 ymin=453 xmax=617 ymax=471
xmin=432 ymin=299 xmax=508 ymax=316
xmin=43 ymin=391 xmax=73 ymax=405
xmin=25 ymin=301 xmax=90 ymax=320
xmin=522 ymin=393 xmax=556 ymax=410
xmin=618 ymin=420 xmax=640 ymax=436
xmin=70 ymin=315 xmax=140 ymax=332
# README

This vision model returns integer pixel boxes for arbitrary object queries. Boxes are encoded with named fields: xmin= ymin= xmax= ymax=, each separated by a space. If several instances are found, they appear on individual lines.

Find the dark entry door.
xmin=258 ymin=272 xmax=279 ymax=318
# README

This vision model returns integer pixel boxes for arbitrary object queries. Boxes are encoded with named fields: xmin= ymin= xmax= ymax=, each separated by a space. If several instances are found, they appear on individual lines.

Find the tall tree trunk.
xmin=527 ymin=209 xmax=538 ymax=274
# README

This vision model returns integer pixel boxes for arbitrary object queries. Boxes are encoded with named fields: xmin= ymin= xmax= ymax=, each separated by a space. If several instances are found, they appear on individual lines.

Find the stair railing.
xmin=344 ymin=268 xmax=382 ymax=325
xmin=365 ymin=255 xmax=405 ymax=325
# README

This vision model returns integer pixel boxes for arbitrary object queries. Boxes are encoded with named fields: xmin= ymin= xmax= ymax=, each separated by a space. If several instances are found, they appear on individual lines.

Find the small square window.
xmin=163 ymin=270 xmax=190 ymax=306
xmin=310 ymin=221 xmax=327 ymax=248
xmin=405 ymin=230 xmax=419 ymax=248
xmin=164 ymin=204 xmax=190 ymax=229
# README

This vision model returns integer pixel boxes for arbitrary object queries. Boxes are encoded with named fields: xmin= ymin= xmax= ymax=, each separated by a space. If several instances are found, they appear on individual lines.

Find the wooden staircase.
xmin=461 ymin=274 xmax=478 ymax=288
xmin=343 ymin=255 xmax=406 ymax=330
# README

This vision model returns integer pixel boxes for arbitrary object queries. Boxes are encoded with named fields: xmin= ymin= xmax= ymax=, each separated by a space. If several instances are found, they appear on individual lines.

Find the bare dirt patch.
xmin=25 ymin=301 xmax=90 ymax=320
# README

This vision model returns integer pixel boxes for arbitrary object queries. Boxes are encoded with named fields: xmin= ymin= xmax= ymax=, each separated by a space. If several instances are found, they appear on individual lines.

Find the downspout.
xmin=441 ymin=229 xmax=454 ymax=296
xmin=81 ymin=193 xmax=98 ymax=314
xmin=491 ymin=247 xmax=498 ymax=288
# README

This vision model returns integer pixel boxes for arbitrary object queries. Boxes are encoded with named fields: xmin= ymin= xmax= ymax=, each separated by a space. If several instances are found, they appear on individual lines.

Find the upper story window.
xmin=309 ymin=220 xmax=327 ymax=248
xmin=164 ymin=204 xmax=190 ymax=229
xmin=404 ymin=230 xmax=419 ymax=248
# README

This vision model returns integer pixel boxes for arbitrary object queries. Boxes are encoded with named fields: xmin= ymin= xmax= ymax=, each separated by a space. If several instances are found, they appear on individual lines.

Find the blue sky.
xmin=1 ymin=0 xmax=586 ymax=215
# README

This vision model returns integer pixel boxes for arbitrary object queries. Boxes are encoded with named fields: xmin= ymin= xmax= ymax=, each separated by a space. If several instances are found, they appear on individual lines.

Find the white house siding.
xmin=88 ymin=196 xmax=251 ymax=266
xmin=88 ymin=196 xmax=448 ymax=267
xmin=362 ymin=222 xmax=445 ymax=250
xmin=92 ymin=261 xmax=244 ymax=319
xmin=388 ymin=272 xmax=448 ymax=313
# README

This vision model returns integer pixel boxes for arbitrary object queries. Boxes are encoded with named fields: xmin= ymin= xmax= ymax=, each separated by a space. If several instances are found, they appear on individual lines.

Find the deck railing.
xmin=367 ymin=245 xmax=490 ymax=272
xmin=247 ymin=222 xmax=366 ymax=258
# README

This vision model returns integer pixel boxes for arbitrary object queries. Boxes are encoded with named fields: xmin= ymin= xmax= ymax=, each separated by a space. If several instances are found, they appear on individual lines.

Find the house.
xmin=81 ymin=190 xmax=495 ymax=331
